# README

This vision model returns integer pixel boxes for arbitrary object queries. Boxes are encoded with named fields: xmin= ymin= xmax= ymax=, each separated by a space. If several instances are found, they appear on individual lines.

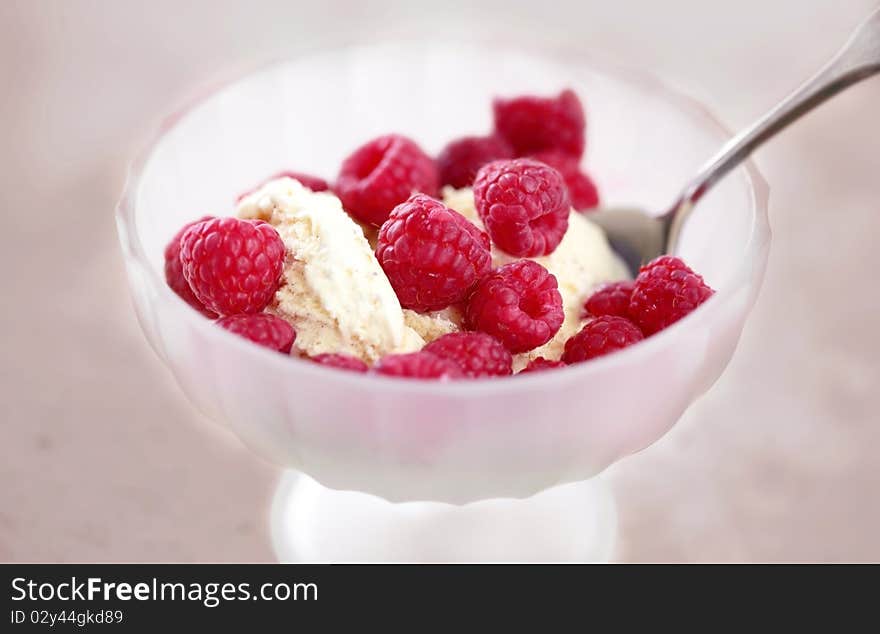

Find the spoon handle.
xmin=667 ymin=8 xmax=880 ymax=248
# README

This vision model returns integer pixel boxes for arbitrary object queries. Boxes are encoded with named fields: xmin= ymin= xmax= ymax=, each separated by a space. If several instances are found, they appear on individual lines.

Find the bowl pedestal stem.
xmin=270 ymin=472 xmax=617 ymax=562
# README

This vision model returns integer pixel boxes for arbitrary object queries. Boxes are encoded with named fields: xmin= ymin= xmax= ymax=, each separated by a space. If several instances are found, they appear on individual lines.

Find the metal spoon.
xmin=591 ymin=7 xmax=880 ymax=272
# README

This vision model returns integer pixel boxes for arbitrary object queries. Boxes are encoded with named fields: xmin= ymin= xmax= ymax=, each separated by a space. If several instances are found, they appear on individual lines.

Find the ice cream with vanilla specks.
xmin=237 ymin=177 xmax=423 ymax=363
xmin=164 ymin=88 xmax=714 ymax=378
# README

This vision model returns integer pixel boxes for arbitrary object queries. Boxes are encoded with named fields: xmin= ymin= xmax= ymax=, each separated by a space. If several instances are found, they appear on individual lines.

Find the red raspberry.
xmin=562 ymin=316 xmax=644 ymax=364
xmin=376 ymin=194 xmax=491 ymax=312
xmin=473 ymin=158 xmax=570 ymax=257
xmin=583 ymin=281 xmax=635 ymax=319
xmin=164 ymin=216 xmax=217 ymax=317
xmin=424 ymin=332 xmax=512 ymax=378
xmin=519 ymin=357 xmax=566 ymax=374
xmin=179 ymin=217 xmax=285 ymax=316
xmin=236 ymin=171 xmax=329 ymax=202
xmin=530 ymin=151 xmax=599 ymax=211
xmin=216 ymin=314 xmax=296 ymax=353
xmin=311 ymin=353 xmax=369 ymax=373
xmin=336 ymin=134 xmax=439 ymax=226
xmin=629 ymin=256 xmax=715 ymax=335
xmin=436 ymin=135 xmax=513 ymax=189
xmin=465 ymin=260 xmax=564 ymax=353
xmin=493 ymin=89 xmax=586 ymax=159
xmin=373 ymin=351 xmax=463 ymax=380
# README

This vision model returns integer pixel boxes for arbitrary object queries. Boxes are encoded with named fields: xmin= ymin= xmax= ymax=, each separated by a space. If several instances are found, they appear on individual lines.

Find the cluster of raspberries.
xmin=163 ymin=90 xmax=713 ymax=379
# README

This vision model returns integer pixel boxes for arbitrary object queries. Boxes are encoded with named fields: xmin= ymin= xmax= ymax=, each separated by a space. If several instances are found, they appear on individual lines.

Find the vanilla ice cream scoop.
xmin=238 ymin=178 xmax=423 ymax=363
xmin=403 ymin=306 xmax=465 ymax=343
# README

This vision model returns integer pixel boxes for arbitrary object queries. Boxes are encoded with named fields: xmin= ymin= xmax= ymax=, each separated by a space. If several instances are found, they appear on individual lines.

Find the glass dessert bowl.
xmin=116 ymin=41 xmax=769 ymax=561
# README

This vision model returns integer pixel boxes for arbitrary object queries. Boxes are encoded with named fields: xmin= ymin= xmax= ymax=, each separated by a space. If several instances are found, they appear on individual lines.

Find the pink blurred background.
xmin=1 ymin=0 xmax=878 ymax=562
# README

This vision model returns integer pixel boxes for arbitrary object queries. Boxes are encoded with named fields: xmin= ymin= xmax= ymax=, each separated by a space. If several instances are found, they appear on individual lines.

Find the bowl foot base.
xmin=270 ymin=472 xmax=617 ymax=562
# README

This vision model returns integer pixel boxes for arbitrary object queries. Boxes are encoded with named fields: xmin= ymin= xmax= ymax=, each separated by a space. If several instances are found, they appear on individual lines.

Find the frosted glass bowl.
xmin=116 ymin=41 xmax=769 ymax=507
